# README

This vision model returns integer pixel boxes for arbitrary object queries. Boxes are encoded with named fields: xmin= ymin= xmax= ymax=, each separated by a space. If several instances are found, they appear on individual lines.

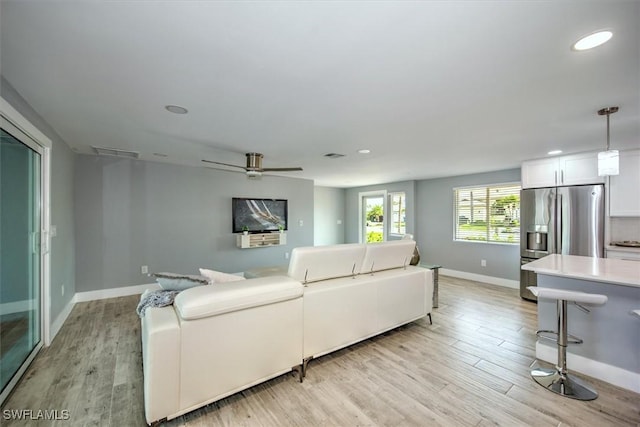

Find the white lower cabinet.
xmin=606 ymin=249 xmax=640 ymax=261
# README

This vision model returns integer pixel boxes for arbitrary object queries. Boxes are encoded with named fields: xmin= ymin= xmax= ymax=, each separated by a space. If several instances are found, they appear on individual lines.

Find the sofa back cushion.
xmin=174 ymin=276 xmax=302 ymax=320
xmin=287 ymin=243 xmax=366 ymax=283
xmin=360 ymin=239 xmax=416 ymax=274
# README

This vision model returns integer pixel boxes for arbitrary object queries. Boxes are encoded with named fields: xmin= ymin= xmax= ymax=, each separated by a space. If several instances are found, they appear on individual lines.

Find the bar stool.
xmin=527 ymin=286 xmax=607 ymax=401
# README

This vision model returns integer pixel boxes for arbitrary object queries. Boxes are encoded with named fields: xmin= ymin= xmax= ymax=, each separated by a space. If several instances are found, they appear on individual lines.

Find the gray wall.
xmin=345 ymin=180 xmax=417 ymax=243
xmin=416 ymin=168 xmax=521 ymax=281
xmin=313 ymin=186 xmax=345 ymax=246
xmin=74 ymin=156 xmax=314 ymax=291
xmin=1 ymin=77 xmax=77 ymax=321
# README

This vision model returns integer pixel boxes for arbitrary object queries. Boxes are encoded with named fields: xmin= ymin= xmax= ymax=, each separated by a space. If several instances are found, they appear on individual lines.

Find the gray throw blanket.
xmin=136 ymin=290 xmax=180 ymax=318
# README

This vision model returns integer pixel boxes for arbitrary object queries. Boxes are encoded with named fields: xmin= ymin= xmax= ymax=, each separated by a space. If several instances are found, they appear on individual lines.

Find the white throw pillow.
xmin=199 ymin=268 xmax=246 ymax=284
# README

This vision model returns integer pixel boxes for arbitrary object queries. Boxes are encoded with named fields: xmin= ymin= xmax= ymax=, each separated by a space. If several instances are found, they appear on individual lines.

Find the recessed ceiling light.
xmin=548 ymin=150 xmax=563 ymax=155
xmin=153 ymin=153 xmax=168 ymax=157
xmin=357 ymin=149 xmax=371 ymax=154
xmin=165 ymin=105 xmax=188 ymax=114
xmin=572 ymin=31 xmax=613 ymax=51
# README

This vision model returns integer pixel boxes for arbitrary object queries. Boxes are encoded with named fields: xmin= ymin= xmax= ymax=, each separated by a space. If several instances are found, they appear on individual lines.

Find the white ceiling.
xmin=1 ymin=1 xmax=638 ymax=187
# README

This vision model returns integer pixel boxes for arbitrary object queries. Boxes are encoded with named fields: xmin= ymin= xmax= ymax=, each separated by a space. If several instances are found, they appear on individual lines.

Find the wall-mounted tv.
xmin=232 ymin=197 xmax=288 ymax=233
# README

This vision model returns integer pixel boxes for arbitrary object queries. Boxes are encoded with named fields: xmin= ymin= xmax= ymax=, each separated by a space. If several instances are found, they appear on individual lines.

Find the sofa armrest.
xmin=141 ymin=306 xmax=180 ymax=425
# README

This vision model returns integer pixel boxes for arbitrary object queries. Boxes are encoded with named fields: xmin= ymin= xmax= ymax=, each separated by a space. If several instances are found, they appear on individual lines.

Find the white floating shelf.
xmin=237 ymin=232 xmax=286 ymax=249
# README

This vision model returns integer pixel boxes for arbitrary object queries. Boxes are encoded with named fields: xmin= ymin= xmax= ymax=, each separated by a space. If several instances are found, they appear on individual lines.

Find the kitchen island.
xmin=522 ymin=254 xmax=640 ymax=393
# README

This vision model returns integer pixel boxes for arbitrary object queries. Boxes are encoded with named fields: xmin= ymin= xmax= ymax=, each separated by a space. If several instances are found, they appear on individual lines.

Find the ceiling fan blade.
xmin=261 ymin=167 xmax=303 ymax=172
xmin=201 ymin=159 xmax=247 ymax=170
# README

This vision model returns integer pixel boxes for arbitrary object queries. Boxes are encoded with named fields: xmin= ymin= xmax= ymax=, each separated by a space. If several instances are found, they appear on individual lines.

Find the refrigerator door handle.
xmin=558 ymin=194 xmax=562 ymax=253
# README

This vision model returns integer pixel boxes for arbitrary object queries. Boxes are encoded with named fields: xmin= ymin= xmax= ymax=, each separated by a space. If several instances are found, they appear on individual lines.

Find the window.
xmin=454 ymin=183 xmax=520 ymax=244
xmin=389 ymin=192 xmax=406 ymax=235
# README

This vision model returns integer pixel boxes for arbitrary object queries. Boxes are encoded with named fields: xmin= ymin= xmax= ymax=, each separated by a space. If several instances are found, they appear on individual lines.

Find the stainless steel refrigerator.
xmin=520 ymin=184 xmax=604 ymax=301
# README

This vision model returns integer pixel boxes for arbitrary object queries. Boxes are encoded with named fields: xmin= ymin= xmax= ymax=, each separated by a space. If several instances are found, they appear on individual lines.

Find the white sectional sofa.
xmin=141 ymin=239 xmax=433 ymax=425
xmin=287 ymin=240 xmax=433 ymax=373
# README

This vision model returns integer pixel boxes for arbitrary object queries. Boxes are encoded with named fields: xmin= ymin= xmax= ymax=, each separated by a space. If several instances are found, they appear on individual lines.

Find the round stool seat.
xmin=528 ymin=286 xmax=607 ymax=305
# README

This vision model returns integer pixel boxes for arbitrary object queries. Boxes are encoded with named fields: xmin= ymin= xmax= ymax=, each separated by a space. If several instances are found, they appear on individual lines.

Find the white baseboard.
xmin=536 ymin=342 xmax=640 ymax=393
xmin=49 ymin=298 xmax=75 ymax=346
xmin=440 ymin=268 xmax=519 ymax=289
xmin=74 ymin=283 xmax=160 ymax=303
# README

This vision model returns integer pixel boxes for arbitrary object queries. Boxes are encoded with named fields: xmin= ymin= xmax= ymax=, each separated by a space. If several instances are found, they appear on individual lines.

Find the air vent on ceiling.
xmin=324 ymin=153 xmax=345 ymax=159
xmin=92 ymin=146 xmax=140 ymax=159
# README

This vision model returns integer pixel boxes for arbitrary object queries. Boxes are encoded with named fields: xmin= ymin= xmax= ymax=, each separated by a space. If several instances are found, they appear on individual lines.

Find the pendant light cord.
xmin=606 ymin=113 xmax=610 ymax=151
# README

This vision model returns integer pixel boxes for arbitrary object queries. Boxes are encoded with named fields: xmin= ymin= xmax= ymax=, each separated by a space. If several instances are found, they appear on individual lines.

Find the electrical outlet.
xmin=298 ymin=219 xmax=304 ymax=227
xmin=61 ymin=284 xmax=64 ymax=296
xmin=481 ymin=259 xmax=487 ymax=267
xmin=285 ymin=252 xmax=290 ymax=259
xmin=141 ymin=265 xmax=148 ymax=274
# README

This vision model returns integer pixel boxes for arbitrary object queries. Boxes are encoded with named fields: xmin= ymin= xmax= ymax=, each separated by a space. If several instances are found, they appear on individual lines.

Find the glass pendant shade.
xmin=597 ymin=150 xmax=619 ymax=176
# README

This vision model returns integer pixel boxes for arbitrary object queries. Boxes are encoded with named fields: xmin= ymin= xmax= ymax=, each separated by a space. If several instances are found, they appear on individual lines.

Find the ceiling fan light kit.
xmin=597 ymin=106 xmax=619 ymax=177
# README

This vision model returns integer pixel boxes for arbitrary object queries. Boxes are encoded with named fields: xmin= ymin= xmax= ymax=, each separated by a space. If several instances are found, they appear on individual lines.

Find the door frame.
xmin=1 ymin=97 xmax=52 ymax=350
xmin=358 ymin=190 xmax=388 ymax=243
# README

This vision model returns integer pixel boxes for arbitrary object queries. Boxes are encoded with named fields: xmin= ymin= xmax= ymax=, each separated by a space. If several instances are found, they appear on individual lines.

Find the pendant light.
xmin=597 ymin=106 xmax=619 ymax=176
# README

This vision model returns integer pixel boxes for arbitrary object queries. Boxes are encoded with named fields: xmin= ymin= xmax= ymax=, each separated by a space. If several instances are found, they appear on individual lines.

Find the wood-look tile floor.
xmin=2 ymin=276 xmax=639 ymax=426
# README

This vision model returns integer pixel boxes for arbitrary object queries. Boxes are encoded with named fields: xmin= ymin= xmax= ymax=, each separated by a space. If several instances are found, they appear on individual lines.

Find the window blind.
xmin=454 ymin=183 xmax=520 ymax=244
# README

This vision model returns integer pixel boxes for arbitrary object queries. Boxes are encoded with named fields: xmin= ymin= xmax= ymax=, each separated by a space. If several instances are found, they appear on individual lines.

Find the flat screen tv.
xmin=232 ymin=197 xmax=288 ymax=233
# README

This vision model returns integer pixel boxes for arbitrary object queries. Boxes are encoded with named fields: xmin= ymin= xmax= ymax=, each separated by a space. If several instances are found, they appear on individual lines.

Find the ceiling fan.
xmin=202 ymin=152 xmax=303 ymax=178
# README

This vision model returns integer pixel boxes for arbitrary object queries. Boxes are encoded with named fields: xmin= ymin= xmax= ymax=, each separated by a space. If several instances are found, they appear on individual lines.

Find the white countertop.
xmin=522 ymin=254 xmax=640 ymax=287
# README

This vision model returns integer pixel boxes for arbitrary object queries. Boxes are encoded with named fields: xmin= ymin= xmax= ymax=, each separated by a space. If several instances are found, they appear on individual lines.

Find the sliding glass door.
xmin=0 ymin=124 xmax=43 ymax=404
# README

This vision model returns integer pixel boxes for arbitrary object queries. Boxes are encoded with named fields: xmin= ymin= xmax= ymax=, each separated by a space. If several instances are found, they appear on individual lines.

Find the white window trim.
xmin=388 ymin=191 xmax=407 ymax=237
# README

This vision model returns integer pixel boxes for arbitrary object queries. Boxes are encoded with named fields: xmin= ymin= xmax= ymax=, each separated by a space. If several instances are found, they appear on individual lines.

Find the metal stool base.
xmin=531 ymin=367 xmax=598 ymax=401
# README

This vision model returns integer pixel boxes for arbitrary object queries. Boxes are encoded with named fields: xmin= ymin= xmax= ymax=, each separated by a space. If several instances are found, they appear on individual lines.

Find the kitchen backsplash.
xmin=609 ymin=217 xmax=640 ymax=243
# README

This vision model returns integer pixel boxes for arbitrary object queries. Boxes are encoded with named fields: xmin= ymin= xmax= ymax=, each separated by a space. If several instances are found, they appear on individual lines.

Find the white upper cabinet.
xmin=521 ymin=158 xmax=559 ymax=188
xmin=521 ymin=151 xmax=604 ymax=189
xmin=609 ymin=149 xmax=640 ymax=217
xmin=558 ymin=152 xmax=605 ymax=186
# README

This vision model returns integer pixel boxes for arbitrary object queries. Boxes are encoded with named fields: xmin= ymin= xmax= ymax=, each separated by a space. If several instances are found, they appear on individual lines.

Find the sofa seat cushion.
xmin=174 ymin=276 xmax=303 ymax=320
xmin=287 ymin=243 xmax=366 ymax=283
